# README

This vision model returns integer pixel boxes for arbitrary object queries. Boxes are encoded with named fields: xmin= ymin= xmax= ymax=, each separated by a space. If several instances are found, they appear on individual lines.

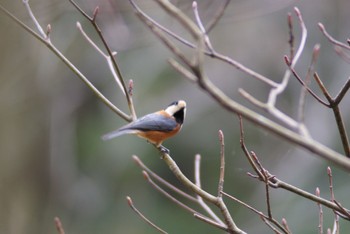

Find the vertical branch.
xmin=54 ymin=217 xmax=65 ymax=234
xmin=268 ymin=7 xmax=307 ymax=107
xmin=327 ymin=167 xmax=335 ymax=202
xmin=194 ymin=154 xmax=225 ymax=226
xmin=22 ymin=0 xmax=47 ymax=39
xmin=313 ymin=73 xmax=350 ymax=157
xmin=316 ymin=188 xmax=324 ymax=234
xmin=297 ymin=44 xmax=320 ymax=123
xmin=69 ymin=0 xmax=137 ymax=120
xmin=287 ymin=12 xmax=294 ymax=61
xmin=161 ymin=152 xmax=246 ymax=234
xmin=218 ymin=130 xmax=225 ymax=198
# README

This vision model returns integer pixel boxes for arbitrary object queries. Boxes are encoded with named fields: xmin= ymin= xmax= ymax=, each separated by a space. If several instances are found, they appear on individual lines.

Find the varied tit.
xmin=102 ymin=100 xmax=186 ymax=153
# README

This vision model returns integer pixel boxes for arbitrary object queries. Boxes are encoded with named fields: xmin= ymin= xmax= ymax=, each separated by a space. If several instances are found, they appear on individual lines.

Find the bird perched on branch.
xmin=102 ymin=100 xmax=186 ymax=153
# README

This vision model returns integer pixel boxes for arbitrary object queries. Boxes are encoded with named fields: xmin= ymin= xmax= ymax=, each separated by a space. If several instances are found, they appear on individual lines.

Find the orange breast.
xmin=137 ymin=125 xmax=181 ymax=146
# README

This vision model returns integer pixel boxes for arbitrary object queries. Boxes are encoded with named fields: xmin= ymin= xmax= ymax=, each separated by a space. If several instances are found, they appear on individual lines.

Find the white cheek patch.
xmin=165 ymin=105 xmax=178 ymax=115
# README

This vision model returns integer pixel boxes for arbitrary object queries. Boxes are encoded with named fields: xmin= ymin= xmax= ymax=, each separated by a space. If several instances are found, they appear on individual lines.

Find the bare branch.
xmin=194 ymin=213 xmax=229 ymax=232
xmin=281 ymin=218 xmax=291 ymax=234
xmin=267 ymin=7 xmax=307 ymax=107
xmin=129 ymin=0 xmax=278 ymax=87
xmin=297 ymin=44 xmax=321 ymax=123
xmin=334 ymin=77 xmax=350 ymax=105
xmin=260 ymin=216 xmax=283 ymax=234
xmin=194 ymin=154 xmax=225 ymax=225
xmin=168 ymin=59 xmax=197 ymax=82
xmin=334 ymin=200 xmax=350 ymax=220
xmin=22 ymin=0 xmax=47 ymax=40
xmin=316 ymin=188 xmax=324 ymax=234
xmin=313 ymin=73 xmax=350 ymax=157
xmin=331 ymin=215 xmax=340 ymax=234
xmin=334 ymin=46 xmax=350 ymax=63
xmin=222 ymin=192 xmax=289 ymax=234
xmin=327 ymin=167 xmax=335 ymax=201
xmin=205 ymin=0 xmax=230 ymax=34
xmin=54 ymin=217 xmax=65 ymax=234
xmin=132 ymin=155 xmax=197 ymax=202
xmin=218 ymin=130 xmax=225 ymax=198
xmin=287 ymin=12 xmax=294 ymax=60
xmin=142 ymin=171 xmax=199 ymax=215
xmin=161 ymin=152 xmax=245 ymax=233
xmin=127 ymin=196 xmax=168 ymax=234
xmin=285 ymin=56 xmax=329 ymax=107
xmin=9 ymin=0 xmax=131 ymax=121
xmin=69 ymin=0 xmax=137 ymax=120
xmin=318 ymin=23 xmax=350 ymax=51
xmin=76 ymin=22 xmax=125 ymax=95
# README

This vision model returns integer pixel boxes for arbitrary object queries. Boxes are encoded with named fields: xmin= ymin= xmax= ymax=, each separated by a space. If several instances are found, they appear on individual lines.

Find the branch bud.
xmin=93 ymin=6 xmax=99 ymax=22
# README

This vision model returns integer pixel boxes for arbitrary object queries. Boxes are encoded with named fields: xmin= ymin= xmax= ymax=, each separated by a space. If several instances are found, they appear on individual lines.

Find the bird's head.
xmin=165 ymin=100 xmax=186 ymax=124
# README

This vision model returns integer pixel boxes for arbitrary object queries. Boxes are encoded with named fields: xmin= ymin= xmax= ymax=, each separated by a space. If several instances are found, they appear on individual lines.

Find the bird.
xmin=102 ymin=100 xmax=186 ymax=153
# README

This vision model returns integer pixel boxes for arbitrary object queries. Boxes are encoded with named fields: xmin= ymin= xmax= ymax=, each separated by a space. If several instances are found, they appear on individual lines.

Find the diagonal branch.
xmin=0 ymin=2 xmax=130 ymax=121
xmin=69 ymin=0 xmax=137 ymax=120
xmin=127 ymin=196 xmax=168 ymax=234
xmin=128 ymin=0 xmax=350 ymax=170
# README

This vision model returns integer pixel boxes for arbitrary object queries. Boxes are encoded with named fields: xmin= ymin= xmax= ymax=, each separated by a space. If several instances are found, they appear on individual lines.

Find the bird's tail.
xmin=101 ymin=129 xmax=138 ymax=141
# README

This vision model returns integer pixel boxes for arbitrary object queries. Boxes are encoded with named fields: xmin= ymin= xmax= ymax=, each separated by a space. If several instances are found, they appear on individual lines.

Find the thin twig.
xmin=69 ymin=0 xmax=137 ymax=120
xmin=1 ymin=0 xmax=130 ymax=121
xmin=260 ymin=216 xmax=283 ymax=234
xmin=285 ymin=56 xmax=329 ymax=107
xmin=331 ymin=215 xmax=340 ymax=234
xmin=128 ymin=0 xmax=278 ymax=88
xmin=54 ymin=217 xmax=65 ymax=234
xmin=250 ymin=152 xmax=273 ymax=218
xmin=281 ymin=218 xmax=291 ymax=234
xmin=205 ymin=0 xmax=230 ymax=34
xmin=316 ymin=187 xmax=324 ymax=234
xmin=194 ymin=154 xmax=224 ymax=225
xmin=241 ymin=141 xmax=350 ymax=219
xmin=334 ymin=77 xmax=350 ymax=105
xmin=287 ymin=12 xmax=294 ymax=61
xmin=268 ymin=7 xmax=307 ymax=107
xmin=192 ymin=1 xmax=214 ymax=53
xmin=221 ymin=192 xmax=289 ymax=234
xmin=334 ymin=46 xmax=350 ymax=64
xmin=168 ymin=58 xmax=197 ymax=82
xmin=240 ymin=7 xmax=310 ymax=135
xmin=193 ymin=213 xmax=229 ymax=232
xmin=192 ymin=1 xmax=206 ymax=34
xmin=218 ymin=130 xmax=225 ymax=198
xmin=76 ymin=22 xmax=125 ymax=95
xmin=297 ymin=44 xmax=320 ymax=123
xmin=313 ymin=73 xmax=350 ymax=157
xmin=22 ymin=0 xmax=47 ymax=39
xmin=130 ymin=0 xmax=193 ymax=68
xmin=238 ymin=115 xmax=264 ymax=178
xmin=270 ymin=176 xmax=350 ymax=218
xmin=126 ymin=196 xmax=168 ymax=234
xmin=132 ymin=155 xmax=197 ymax=202
xmin=333 ymin=200 xmax=350 ymax=220
xmin=161 ymin=151 xmax=244 ymax=233
xmin=327 ymin=167 xmax=335 ymax=202
xmin=142 ymin=171 xmax=200 ymax=215
xmin=318 ymin=23 xmax=350 ymax=51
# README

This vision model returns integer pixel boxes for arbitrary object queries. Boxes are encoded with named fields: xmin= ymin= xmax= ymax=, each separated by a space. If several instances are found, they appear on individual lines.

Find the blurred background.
xmin=1 ymin=0 xmax=350 ymax=233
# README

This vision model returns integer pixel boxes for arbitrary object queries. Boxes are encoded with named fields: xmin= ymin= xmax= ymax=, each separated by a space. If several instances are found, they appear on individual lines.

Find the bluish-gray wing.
xmin=102 ymin=113 xmax=177 ymax=141
xmin=122 ymin=113 xmax=177 ymax=132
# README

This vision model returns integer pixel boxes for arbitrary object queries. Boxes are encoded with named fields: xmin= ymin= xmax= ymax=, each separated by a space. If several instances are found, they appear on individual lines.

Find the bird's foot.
xmin=158 ymin=145 xmax=170 ymax=154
